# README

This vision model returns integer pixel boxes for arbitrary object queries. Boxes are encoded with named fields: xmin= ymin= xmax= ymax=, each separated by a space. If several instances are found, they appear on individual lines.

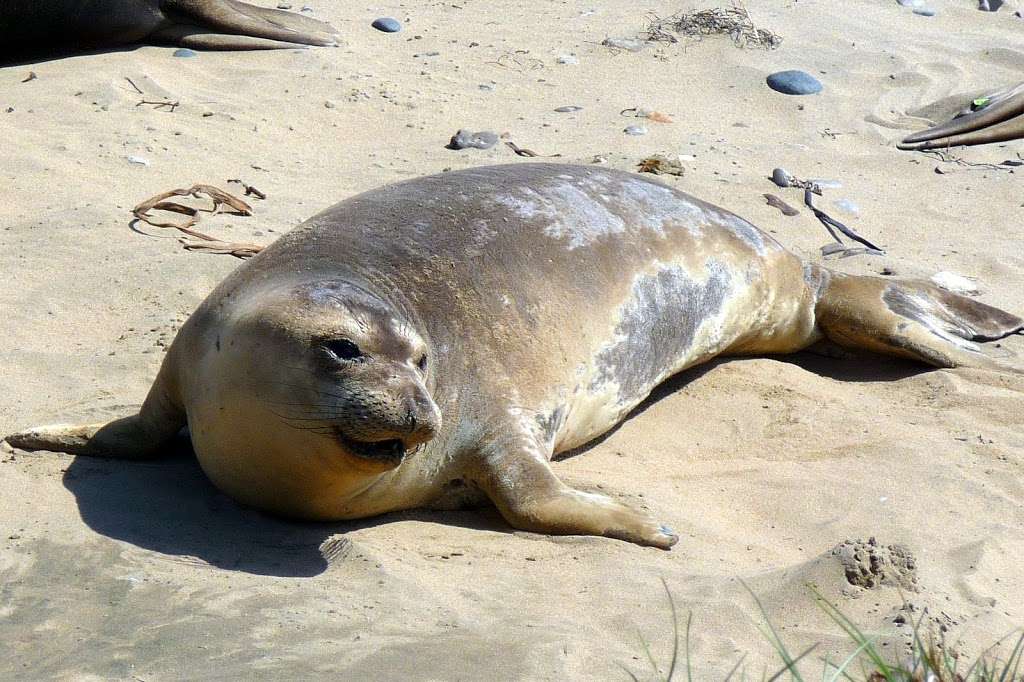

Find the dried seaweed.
xmin=132 ymin=184 xmax=264 ymax=259
xmin=642 ymin=2 xmax=781 ymax=50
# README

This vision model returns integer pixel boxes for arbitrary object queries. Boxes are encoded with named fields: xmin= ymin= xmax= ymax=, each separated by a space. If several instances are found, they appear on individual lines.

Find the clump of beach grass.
xmin=622 ymin=578 xmax=1024 ymax=681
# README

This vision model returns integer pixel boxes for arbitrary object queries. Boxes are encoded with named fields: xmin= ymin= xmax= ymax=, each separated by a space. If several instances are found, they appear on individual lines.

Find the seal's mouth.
xmin=334 ymin=429 xmax=408 ymax=463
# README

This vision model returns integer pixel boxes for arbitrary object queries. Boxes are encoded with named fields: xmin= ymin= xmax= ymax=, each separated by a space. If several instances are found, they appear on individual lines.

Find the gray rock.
xmin=771 ymin=167 xmax=793 ymax=187
xmin=602 ymin=37 xmax=644 ymax=52
xmin=766 ymin=70 xmax=822 ymax=95
xmin=979 ymin=0 xmax=1004 ymax=10
xmin=447 ymin=129 xmax=499 ymax=150
xmin=372 ymin=17 xmax=402 ymax=32
xmin=173 ymin=48 xmax=197 ymax=58
xmin=913 ymin=6 xmax=937 ymax=15
xmin=554 ymin=106 xmax=583 ymax=113
xmin=623 ymin=125 xmax=647 ymax=136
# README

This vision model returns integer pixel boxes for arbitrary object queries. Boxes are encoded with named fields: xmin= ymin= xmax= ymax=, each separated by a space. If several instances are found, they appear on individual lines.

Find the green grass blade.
xmin=825 ymin=635 xmax=878 ymax=682
xmin=999 ymin=630 xmax=1024 ymax=682
xmin=765 ymin=644 xmax=818 ymax=682
xmin=741 ymin=580 xmax=806 ymax=681
xmin=722 ymin=654 xmax=747 ymax=682
xmin=810 ymin=587 xmax=894 ymax=678
xmin=659 ymin=577 xmax=682 ymax=682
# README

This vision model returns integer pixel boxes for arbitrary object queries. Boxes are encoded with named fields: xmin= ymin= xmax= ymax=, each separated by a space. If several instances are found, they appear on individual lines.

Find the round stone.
xmin=447 ymin=129 xmax=498 ymax=150
xmin=372 ymin=17 xmax=402 ymax=32
xmin=771 ymin=167 xmax=793 ymax=188
xmin=766 ymin=70 xmax=823 ymax=96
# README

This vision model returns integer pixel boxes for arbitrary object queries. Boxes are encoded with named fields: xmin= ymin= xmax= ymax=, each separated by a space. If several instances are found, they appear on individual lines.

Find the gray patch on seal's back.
xmin=592 ymin=260 xmax=733 ymax=402
xmin=489 ymin=168 xmax=707 ymax=250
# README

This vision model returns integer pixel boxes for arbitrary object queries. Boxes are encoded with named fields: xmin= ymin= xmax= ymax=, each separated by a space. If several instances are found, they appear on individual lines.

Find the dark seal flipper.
xmin=897 ymin=82 xmax=1024 ymax=150
xmin=161 ymin=0 xmax=339 ymax=48
xmin=0 ymin=0 xmax=338 ymax=62
xmin=813 ymin=270 xmax=1023 ymax=370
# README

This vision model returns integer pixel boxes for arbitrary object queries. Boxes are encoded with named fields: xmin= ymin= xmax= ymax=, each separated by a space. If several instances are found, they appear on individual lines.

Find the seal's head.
xmin=188 ymin=279 xmax=442 ymax=518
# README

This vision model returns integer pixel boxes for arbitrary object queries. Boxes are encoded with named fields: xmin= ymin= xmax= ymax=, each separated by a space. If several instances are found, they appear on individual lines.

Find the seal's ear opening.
xmin=814 ymin=275 xmax=1023 ymax=369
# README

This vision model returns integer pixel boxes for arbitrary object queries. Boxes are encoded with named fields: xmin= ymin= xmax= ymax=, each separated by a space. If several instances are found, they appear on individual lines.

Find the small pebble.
xmin=276 ymin=2 xmax=292 ymax=8
xmin=371 ymin=17 xmax=402 ymax=32
xmin=324 ymin=100 xmax=335 ymax=109
xmin=771 ymin=167 xmax=793 ymax=188
xmin=556 ymin=55 xmax=579 ymax=65
xmin=913 ymin=7 xmax=937 ymax=16
xmin=602 ymin=37 xmax=644 ymax=52
xmin=447 ymin=129 xmax=498 ymax=150
xmin=554 ymin=105 xmax=582 ymax=113
xmin=624 ymin=125 xmax=647 ymax=136
xmin=126 ymin=155 xmax=150 ymax=166
xmin=173 ymin=48 xmax=197 ymax=58
xmin=979 ymin=0 xmax=1003 ymax=10
xmin=766 ymin=70 xmax=823 ymax=96
xmin=833 ymin=198 xmax=860 ymax=215
xmin=478 ymin=84 xmax=495 ymax=92
xmin=896 ymin=0 xmax=924 ymax=6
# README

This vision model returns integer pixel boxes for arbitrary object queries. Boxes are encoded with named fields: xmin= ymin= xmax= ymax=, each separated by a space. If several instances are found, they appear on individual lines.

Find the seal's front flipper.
xmin=470 ymin=439 xmax=678 ymax=549
xmin=815 ymin=273 xmax=1023 ymax=370
xmin=5 ymin=374 xmax=185 ymax=459
xmin=162 ymin=0 xmax=339 ymax=48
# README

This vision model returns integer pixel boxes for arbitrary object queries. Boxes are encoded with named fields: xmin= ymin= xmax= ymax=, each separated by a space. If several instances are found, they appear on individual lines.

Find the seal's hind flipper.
xmin=152 ymin=25 xmax=318 ymax=50
xmin=897 ymin=82 xmax=1024 ymax=150
xmin=162 ymin=0 xmax=339 ymax=48
xmin=815 ymin=274 xmax=1023 ymax=370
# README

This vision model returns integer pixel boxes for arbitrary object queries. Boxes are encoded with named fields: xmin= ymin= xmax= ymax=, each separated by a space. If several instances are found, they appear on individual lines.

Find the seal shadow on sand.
xmin=62 ymin=352 xmax=931 ymax=578
xmin=61 ymin=439 xmax=511 ymax=578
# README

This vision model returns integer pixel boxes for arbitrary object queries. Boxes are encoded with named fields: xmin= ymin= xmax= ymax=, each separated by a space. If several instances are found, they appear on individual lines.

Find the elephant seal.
xmin=7 ymin=164 xmax=1023 ymax=548
xmin=1 ymin=0 xmax=338 ymax=59
xmin=898 ymin=82 xmax=1024 ymax=151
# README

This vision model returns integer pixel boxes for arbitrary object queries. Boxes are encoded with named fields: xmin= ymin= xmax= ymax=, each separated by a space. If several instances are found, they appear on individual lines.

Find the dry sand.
xmin=2 ymin=0 xmax=1023 ymax=678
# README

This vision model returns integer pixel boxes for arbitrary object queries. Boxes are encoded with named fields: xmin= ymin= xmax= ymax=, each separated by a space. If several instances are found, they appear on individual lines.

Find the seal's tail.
xmin=813 ymin=269 xmax=1024 ymax=370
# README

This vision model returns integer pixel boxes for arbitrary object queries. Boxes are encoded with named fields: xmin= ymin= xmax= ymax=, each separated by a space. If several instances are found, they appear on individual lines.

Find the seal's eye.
xmin=324 ymin=339 xmax=363 ymax=361
xmin=417 ymin=354 xmax=428 ymax=371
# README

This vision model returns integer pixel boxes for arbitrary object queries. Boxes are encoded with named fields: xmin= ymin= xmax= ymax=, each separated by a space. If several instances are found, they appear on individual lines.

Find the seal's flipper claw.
xmin=472 ymin=440 xmax=678 ymax=548
xmin=164 ymin=0 xmax=339 ymax=48
xmin=898 ymin=82 xmax=1024 ymax=150
xmin=814 ymin=271 xmax=1024 ymax=370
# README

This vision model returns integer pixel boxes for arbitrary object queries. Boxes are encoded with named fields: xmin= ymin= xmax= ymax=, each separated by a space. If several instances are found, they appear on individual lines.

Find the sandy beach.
xmin=2 ymin=0 xmax=1023 ymax=678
